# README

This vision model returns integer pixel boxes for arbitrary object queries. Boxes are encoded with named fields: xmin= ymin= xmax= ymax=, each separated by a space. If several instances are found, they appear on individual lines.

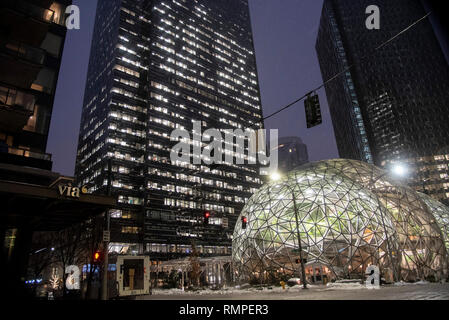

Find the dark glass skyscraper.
xmin=75 ymin=0 xmax=264 ymax=258
xmin=316 ymin=0 xmax=449 ymax=205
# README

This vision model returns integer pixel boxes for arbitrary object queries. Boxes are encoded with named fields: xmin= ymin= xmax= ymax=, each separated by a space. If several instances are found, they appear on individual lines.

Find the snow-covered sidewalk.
xmin=151 ymin=284 xmax=338 ymax=296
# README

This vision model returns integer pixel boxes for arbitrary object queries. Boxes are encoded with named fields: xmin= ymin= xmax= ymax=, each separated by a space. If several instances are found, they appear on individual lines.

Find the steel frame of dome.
xmin=232 ymin=159 xmax=449 ymax=284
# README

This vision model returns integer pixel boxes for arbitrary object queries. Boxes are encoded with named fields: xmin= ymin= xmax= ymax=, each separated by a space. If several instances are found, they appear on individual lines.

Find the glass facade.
xmin=75 ymin=0 xmax=264 ymax=258
xmin=315 ymin=0 xmax=449 ymax=205
xmin=232 ymin=159 xmax=449 ymax=284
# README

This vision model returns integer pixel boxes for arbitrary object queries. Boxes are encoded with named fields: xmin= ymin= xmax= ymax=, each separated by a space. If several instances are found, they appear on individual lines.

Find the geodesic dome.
xmin=232 ymin=159 xmax=449 ymax=283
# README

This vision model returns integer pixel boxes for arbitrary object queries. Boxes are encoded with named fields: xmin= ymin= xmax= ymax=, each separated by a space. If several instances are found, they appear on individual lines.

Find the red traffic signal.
xmin=241 ymin=216 xmax=248 ymax=229
xmin=204 ymin=211 xmax=211 ymax=224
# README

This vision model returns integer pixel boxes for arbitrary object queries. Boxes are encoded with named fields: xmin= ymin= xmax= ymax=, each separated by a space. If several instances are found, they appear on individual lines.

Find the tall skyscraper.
xmin=316 ymin=0 xmax=449 ymax=205
xmin=75 ymin=0 xmax=264 ymax=259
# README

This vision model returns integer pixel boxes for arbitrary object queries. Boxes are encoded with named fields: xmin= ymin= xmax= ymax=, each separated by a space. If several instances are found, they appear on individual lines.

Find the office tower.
xmin=316 ymin=0 xmax=449 ymax=205
xmin=0 ymin=0 xmax=71 ymax=170
xmin=275 ymin=137 xmax=309 ymax=173
xmin=75 ymin=0 xmax=264 ymax=258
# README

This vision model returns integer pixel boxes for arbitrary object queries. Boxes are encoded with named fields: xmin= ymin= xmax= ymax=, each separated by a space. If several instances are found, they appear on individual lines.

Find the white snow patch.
xmin=325 ymin=282 xmax=366 ymax=290
xmin=394 ymin=280 xmax=430 ymax=286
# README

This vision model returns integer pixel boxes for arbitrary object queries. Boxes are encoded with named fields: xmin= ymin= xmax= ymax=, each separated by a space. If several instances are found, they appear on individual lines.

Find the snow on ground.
xmin=151 ymin=286 xmax=304 ymax=296
xmin=151 ymin=283 xmax=361 ymax=295
xmin=324 ymin=282 xmax=366 ymax=290
xmin=150 ymin=280 xmax=446 ymax=295
xmin=393 ymin=280 xmax=430 ymax=286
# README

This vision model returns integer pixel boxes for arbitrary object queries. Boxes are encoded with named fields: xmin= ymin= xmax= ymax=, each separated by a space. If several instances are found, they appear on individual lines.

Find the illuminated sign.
xmin=57 ymin=184 xmax=89 ymax=199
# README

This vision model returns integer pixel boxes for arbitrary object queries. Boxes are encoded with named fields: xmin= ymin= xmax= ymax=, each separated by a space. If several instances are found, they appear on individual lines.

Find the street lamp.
xmin=270 ymin=171 xmax=281 ymax=182
xmin=270 ymin=172 xmax=308 ymax=289
xmin=391 ymin=163 xmax=407 ymax=177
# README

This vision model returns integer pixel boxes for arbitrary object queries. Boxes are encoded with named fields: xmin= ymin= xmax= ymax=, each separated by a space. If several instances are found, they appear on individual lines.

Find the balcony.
xmin=0 ymin=39 xmax=46 ymax=65
xmin=0 ymin=0 xmax=56 ymax=47
xmin=0 ymin=146 xmax=52 ymax=170
xmin=0 ymin=39 xmax=46 ymax=89
xmin=5 ymin=147 xmax=51 ymax=161
xmin=0 ymin=86 xmax=36 ymax=132
xmin=28 ymin=0 xmax=55 ymax=8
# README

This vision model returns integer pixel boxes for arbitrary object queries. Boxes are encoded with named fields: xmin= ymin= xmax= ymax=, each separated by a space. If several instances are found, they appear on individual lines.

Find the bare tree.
xmin=189 ymin=241 xmax=201 ymax=287
xmin=27 ymin=232 xmax=56 ymax=296
xmin=51 ymin=223 xmax=85 ymax=298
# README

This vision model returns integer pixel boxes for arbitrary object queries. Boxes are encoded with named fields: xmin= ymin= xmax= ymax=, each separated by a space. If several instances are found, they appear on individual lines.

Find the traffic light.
xmin=204 ymin=211 xmax=210 ymax=225
xmin=304 ymin=93 xmax=322 ymax=128
xmin=93 ymin=251 xmax=101 ymax=264
xmin=241 ymin=216 xmax=248 ymax=229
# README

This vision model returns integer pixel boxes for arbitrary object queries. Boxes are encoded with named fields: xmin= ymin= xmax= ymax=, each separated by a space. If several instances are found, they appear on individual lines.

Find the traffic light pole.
xmin=102 ymin=158 xmax=112 ymax=300
xmin=101 ymin=210 xmax=110 ymax=300
xmin=291 ymin=189 xmax=308 ymax=289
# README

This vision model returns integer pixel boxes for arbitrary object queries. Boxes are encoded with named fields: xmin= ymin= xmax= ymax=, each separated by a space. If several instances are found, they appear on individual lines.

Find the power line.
xmin=256 ymin=11 xmax=432 ymax=126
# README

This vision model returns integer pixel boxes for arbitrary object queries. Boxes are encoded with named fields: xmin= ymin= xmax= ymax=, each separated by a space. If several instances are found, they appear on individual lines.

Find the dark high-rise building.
xmin=0 ymin=0 xmax=71 ymax=170
xmin=0 ymin=0 xmax=116 ymax=297
xmin=274 ymin=137 xmax=309 ymax=173
xmin=75 ymin=0 xmax=264 ymax=258
xmin=316 ymin=0 xmax=449 ymax=205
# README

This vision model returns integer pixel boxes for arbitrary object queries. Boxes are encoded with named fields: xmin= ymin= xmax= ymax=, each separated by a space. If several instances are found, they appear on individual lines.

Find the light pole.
xmin=101 ymin=210 xmax=110 ymax=300
xmin=291 ymin=188 xmax=308 ymax=289
xmin=101 ymin=158 xmax=112 ymax=300
xmin=271 ymin=172 xmax=307 ymax=289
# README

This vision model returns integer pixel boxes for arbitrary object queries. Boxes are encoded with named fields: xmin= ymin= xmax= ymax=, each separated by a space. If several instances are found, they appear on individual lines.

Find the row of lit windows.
xmin=107 ymin=137 xmax=144 ymax=150
xmin=145 ymin=243 xmax=230 ymax=255
xmin=109 ymin=110 xmax=145 ymax=125
xmin=107 ymin=126 xmax=144 ymax=141
xmin=163 ymin=197 xmax=234 ymax=214
xmin=107 ymin=152 xmax=144 ymax=163
xmin=148 ymin=167 xmax=248 ymax=192
xmin=118 ymin=195 xmax=143 ymax=205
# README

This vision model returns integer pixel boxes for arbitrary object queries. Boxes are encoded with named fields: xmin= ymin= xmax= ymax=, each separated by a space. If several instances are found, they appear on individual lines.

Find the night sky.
xmin=47 ymin=0 xmax=339 ymax=176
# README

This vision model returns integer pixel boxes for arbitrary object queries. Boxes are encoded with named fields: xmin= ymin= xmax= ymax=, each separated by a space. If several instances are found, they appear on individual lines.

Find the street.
xmin=137 ymin=283 xmax=449 ymax=300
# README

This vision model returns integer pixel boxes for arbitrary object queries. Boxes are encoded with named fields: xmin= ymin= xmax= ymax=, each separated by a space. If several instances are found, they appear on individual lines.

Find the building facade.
xmin=316 ymin=0 xmax=449 ymax=205
xmin=75 ymin=0 xmax=264 ymax=259
xmin=0 ymin=0 xmax=117 ymax=297
xmin=0 ymin=0 xmax=71 ymax=170
xmin=274 ymin=136 xmax=309 ymax=173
